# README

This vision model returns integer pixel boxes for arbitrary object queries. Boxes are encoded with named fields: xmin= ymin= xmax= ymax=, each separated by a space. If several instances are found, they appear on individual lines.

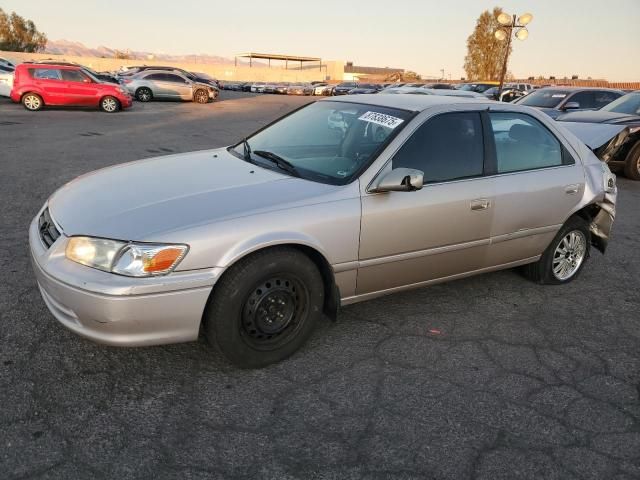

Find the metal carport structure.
xmin=235 ymin=52 xmax=323 ymax=71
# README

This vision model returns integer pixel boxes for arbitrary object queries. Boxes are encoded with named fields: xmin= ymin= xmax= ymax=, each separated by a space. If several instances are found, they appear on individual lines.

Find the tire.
xmin=99 ymin=95 xmax=120 ymax=113
xmin=523 ymin=216 xmax=591 ymax=285
xmin=135 ymin=87 xmax=153 ymax=102
xmin=623 ymin=142 xmax=640 ymax=181
xmin=193 ymin=89 xmax=209 ymax=104
xmin=22 ymin=93 xmax=43 ymax=111
xmin=203 ymin=247 xmax=325 ymax=368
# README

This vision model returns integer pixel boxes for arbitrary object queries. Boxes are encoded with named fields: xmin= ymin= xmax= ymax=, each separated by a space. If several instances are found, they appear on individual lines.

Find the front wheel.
xmin=203 ymin=247 xmax=324 ymax=368
xmin=193 ymin=89 xmax=209 ymax=104
xmin=100 ymin=96 xmax=120 ymax=112
xmin=22 ymin=93 xmax=43 ymax=111
xmin=623 ymin=142 xmax=640 ymax=181
xmin=523 ymin=216 xmax=591 ymax=284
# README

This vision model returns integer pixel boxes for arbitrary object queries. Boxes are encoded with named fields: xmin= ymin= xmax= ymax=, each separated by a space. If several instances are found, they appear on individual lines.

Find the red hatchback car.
xmin=10 ymin=64 xmax=133 ymax=112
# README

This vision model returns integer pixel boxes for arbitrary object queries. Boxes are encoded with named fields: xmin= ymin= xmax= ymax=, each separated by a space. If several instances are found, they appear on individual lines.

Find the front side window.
xmin=162 ymin=74 xmax=185 ymax=83
xmin=232 ymin=101 xmax=412 ymax=185
xmin=60 ymin=69 xmax=88 ymax=82
xmin=393 ymin=112 xmax=484 ymax=183
xmin=145 ymin=73 xmax=164 ymax=81
xmin=567 ymin=91 xmax=596 ymax=109
xmin=30 ymin=68 xmax=61 ymax=80
xmin=594 ymin=91 xmax=620 ymax=108
xmin=489 ymin=112 xmax=563 ymax=173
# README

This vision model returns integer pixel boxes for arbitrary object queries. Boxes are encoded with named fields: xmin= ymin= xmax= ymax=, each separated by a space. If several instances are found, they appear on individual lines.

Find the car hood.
xmin=556 ymin=110 xmax=640 ymax=124
xmin=48 ymin=148 xmax=339 ymax=241
xmin=559 ymin=122 xmax=628 ymax=150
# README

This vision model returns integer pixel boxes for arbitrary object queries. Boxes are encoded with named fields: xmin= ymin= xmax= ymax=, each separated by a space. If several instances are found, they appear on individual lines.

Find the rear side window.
xmin=489 ymin=112 xmax=563 ymax=173
xmin=30 ymin=68 xmax=61 ymax=80
xmin=163 ymin=74 xmax=186 ymax=83
xmin=145 ymin=73 xmax=164 ymax=80
xmin=567 ymin=91 xmax=597 ymax=109
xmin=60 ymin=69 xmax=87 ymax=82
xmin=393 ymin=112 xmax=484 ymax=183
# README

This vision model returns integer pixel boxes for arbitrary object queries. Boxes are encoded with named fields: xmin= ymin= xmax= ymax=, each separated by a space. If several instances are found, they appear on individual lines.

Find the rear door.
xmin=59 ymin=68 xmax=97 ymax=106
xmin=30 ymin=68 xmax=65 ymax=104
xmin=485 ymin=111 xmax=584 ymax=266
xmin=357 ymin=110 xmax=494 ymax=295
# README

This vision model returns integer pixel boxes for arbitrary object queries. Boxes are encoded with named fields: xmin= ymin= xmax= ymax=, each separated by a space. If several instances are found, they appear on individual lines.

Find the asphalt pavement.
xmin=1 ymin=92 xmax=639 ymax=480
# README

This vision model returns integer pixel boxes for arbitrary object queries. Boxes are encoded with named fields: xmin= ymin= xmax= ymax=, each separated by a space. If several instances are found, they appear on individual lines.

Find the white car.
xmin=0 ymin=59 xmax=15 ymax=97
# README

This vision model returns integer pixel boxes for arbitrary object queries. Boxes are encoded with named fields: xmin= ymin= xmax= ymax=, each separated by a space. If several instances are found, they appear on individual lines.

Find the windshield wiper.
xmin=253 ymin=150 xmax=301 ymax=178
xmin=241 ymin=138 xmax=253 ymax=162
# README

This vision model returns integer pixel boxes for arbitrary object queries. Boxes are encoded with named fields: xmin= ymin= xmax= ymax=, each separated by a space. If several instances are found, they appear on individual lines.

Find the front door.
xmin=357 ymin=111 xmax=494 ymax=295
xmin=60 ymin=69 xmax=97 ymax=106
xmin=157 ymin=73 xmax=193 ymax=99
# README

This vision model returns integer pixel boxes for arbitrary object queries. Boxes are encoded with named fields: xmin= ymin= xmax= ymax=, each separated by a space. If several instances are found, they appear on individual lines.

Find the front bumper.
xmin=29 ymin=209 xmax=220 ymax=346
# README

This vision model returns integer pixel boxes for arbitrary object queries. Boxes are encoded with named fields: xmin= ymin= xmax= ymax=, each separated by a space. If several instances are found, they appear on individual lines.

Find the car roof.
xmin=323 ymin=93 xmax=486 ymax=112
xmin=19 ymin=63 xmax=81 ymax=69
xmin=538 ymin=86 xmax=624 ymax=92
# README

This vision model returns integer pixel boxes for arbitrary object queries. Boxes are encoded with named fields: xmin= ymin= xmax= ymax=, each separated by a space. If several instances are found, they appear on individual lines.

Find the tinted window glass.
xmin=489 ymin=112 xmax=562 ymax=173
xmin=60 ymin=69 xmax=87 ymax=82
xmin=164 ymin=74 xmax=185 ymax=83
xmin=594 ymin=91 xmax=619 ymax=108
xmin=393 ymin=112 xmax=484 ymax=183
xmin=567 ymin=91 xmax=596 ymax=109
xmin=31 ymin=68 xmax=60 ymax=80
xmin=145 ymin=73 xmax=164 ymax=80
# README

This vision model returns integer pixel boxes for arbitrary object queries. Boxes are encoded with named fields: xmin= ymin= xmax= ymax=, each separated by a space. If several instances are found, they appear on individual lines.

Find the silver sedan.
xmin=30 ymin=95 xmax=617 ymax=368
xmin=122 ymin=70 xmax=216 ymax=103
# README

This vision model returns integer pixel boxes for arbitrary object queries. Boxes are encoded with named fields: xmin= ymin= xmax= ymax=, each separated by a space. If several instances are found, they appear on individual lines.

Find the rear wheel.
xmin=99 ymin=96 xmax=120 ymax=113
xmin=523 ymin=216 xmax=590 ymax=284
xmin=203 ymin=247 xmax=324 ymax=368
xmin=194 ymin=89 xmax=209 ymax=104
xmin=135 ymin=87 xmax=152 ymax=102
xmin=623 ymin=142 xmax=640 ymax=181
xmin=22 ymin=93 xmax=43 ymax=111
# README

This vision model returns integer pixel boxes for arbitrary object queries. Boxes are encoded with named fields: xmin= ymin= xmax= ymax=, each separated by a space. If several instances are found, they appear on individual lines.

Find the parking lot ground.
xmin=1 ymin=92 xmax=640 ymax=480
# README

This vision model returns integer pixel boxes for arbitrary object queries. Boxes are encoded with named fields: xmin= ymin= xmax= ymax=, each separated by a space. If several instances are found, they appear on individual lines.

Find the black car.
xmin=423 ymin=83 xmax=456 ymax=90
xmin=513 ymin=87 xmax=623 ymax=119
xmin=332 ymin=82 xmax=358 ymax=95
xmin=346 ymin=83 xmax=383 ymax=94
xmin=557 ymin=92 xmax=640 ymax=180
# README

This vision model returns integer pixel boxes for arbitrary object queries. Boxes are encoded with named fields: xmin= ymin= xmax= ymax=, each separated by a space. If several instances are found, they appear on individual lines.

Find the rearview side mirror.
xmin=563 ymin=101 xmax=580 ymax=110
xmin=369 ymin=167 xmax=424 ymax=193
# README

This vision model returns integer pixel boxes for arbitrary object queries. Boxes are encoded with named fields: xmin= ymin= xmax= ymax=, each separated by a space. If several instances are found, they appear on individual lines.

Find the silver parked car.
xmin=122 ymin=70 xmax=216 ymax=103
xmin=30 ymin=95 xmax=617 ymax=368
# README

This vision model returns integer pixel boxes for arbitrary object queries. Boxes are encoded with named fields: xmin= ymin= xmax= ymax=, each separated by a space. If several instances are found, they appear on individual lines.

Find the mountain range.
xmin=44 ymin=39 xmax=235 ymax=65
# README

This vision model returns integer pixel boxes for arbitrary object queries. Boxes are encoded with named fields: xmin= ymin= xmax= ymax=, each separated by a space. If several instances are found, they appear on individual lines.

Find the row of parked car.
xmin=0 ymin=58 xmax=221 ymax=112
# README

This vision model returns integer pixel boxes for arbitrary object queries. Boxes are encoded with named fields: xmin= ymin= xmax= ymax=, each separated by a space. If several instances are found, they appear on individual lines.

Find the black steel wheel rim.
xmin=241 ymin=275 xmax=308 ymax=350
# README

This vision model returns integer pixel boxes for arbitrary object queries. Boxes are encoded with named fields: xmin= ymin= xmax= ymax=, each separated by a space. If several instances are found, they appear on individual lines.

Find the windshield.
xmin=601 ymin=93 xmax=640 ymax=115
xmin=232 ymin=101 xmax=413 ymax=185
xmin=516 ymin=89 xmax=569 ymax=108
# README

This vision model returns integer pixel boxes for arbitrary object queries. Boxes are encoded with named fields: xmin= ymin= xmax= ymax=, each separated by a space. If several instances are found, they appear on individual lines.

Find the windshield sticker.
xmin=551 ymin=94 xmax=567 ymax=98
xmin=358 ymin=111 xmax=404 ymax=129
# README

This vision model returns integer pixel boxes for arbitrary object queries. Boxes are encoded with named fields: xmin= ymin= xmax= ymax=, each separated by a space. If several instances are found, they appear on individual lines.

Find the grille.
xmin=38 ymin=208 xmax=61 ymax=248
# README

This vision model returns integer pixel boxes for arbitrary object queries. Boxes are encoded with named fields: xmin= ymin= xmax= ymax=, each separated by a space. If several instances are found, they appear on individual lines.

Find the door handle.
xmin=564 ymin=184 xmax=580 ymax=195
xmin=470 ymin=199 xmax=491 ymax=211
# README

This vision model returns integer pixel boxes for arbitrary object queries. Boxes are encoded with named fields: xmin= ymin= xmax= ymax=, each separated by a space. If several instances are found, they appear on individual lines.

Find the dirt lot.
xmin=1 ymin=92 xmax=639 ymax=480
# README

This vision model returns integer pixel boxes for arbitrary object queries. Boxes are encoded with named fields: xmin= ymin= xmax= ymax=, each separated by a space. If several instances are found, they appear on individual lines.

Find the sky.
xmin=2 ymin=0 xmax=639 ymax=81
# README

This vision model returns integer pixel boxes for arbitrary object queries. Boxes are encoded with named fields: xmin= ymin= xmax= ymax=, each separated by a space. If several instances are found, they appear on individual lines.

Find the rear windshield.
xmin=602 ymin=93 xmax=640 ymax=115
xmin=517 ymin=90 xmax=569 ymax=108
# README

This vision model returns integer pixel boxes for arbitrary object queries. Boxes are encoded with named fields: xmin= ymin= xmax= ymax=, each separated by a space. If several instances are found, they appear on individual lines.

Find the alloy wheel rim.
xmin=241 ymin=275 xmax=308 ymax=350
xmin=196 ymin=91 xmax=207 ymax=103
xmin=139 ymin=90 xmax=150 ymax=101
xmin=103 ymin=98 xmax=117 ymax=112
xmin=25 ymin=95 xmax=40 ymax=110
xmin=552 ymin=230 xmax=586 ymax=281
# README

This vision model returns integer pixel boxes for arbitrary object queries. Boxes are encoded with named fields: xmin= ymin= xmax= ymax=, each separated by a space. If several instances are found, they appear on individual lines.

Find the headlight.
xmin=66 ymin=237 xmax=188 ymax=277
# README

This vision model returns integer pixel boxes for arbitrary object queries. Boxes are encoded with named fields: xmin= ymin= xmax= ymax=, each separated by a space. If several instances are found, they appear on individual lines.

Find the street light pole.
xmin=497 ymin=14 xmax=515 ymax=96
xmin=494 ymin=12 xmax=532 ymax=99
